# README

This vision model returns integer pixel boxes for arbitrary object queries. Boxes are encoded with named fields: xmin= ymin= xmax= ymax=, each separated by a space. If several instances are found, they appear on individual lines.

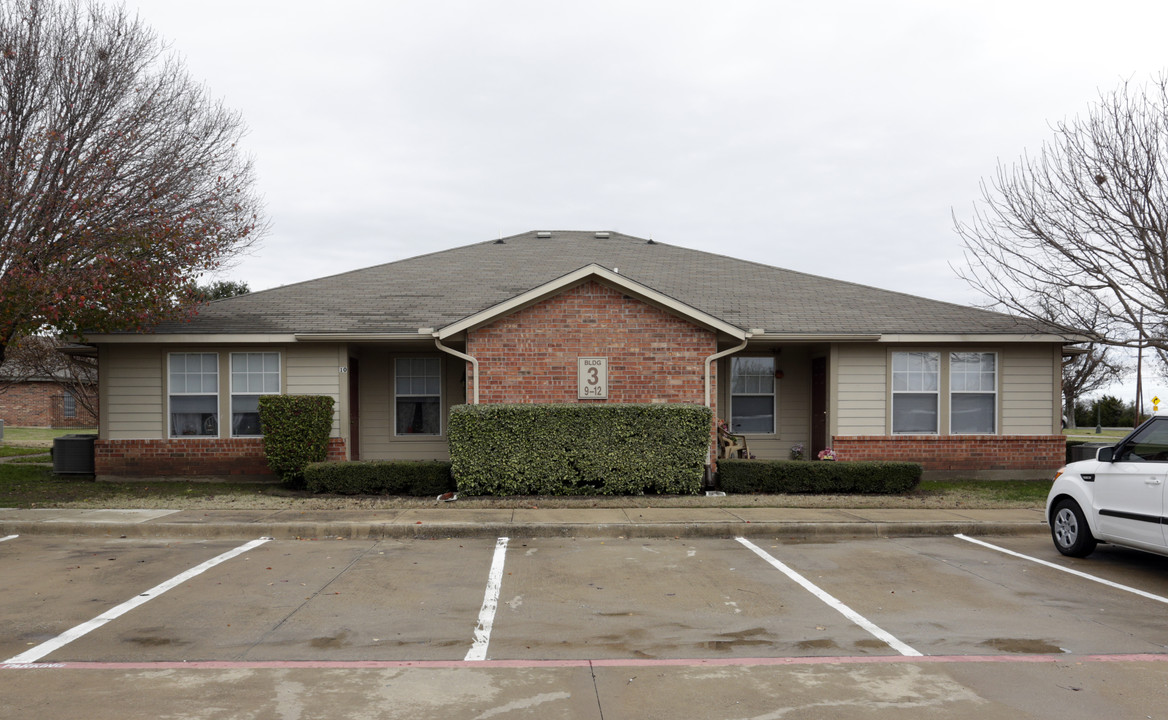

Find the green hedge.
xmin=718 ymin=459 xmax=922 ymax=494
xmin=303 ymin=460 xmax=454 ymax=495
xmin=449 ymin=403 xmax=712 ymax=496
xmin=258 ymin=394 xmax=335 ymax=486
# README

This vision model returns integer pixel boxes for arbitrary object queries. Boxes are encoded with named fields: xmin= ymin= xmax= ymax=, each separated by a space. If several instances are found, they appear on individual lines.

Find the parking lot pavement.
xmin=6 ymin=533 xmax=1168 ymax=718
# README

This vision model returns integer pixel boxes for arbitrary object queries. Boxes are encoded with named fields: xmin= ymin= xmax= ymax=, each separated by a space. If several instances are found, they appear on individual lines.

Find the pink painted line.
xmin=4 ymin=653 xmax=1168 ymax=671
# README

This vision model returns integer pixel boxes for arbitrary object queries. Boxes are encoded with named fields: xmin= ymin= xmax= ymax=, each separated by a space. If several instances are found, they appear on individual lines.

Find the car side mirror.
xmin=1096 ymin=447 xmax=1114 ymax=463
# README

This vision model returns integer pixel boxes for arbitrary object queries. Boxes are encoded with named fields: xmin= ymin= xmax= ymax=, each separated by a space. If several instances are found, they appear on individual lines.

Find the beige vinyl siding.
xmin=1000 ymin=345 xmax=1058 ymax=434
xmin=357 ymin=349 xmax=460 ymax=461
xmin=835 ymin=344 xmax=887 ymax=436
xmin=286 ymin=345 xmax=343 ymax=435
xmin=103 ymin=345 xmax=164 ymax=439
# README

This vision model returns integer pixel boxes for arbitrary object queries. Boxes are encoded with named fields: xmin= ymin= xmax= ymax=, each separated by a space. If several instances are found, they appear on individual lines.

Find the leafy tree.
xmin=193 ymin=279 xmax=250 ymax=302
xmin=1074 ymin=394 xmax=1142 ymax=428
xmin=954 ymin=74 xmax=1168 ymax=359
xmin=0 ymin=0 xmax=267 ymax=366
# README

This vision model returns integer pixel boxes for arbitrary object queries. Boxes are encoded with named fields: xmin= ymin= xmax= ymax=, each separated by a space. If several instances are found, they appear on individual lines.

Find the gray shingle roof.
xmin=151 ymin=231 xmax=1059 ymax=337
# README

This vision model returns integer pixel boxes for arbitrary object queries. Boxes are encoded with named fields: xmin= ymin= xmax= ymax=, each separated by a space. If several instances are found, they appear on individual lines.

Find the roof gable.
xmin=436 ymin=263 xmax=748 ymax=340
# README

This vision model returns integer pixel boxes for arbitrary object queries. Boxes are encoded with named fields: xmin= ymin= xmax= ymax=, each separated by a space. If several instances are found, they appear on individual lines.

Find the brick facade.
xmin=832 ymin=435 xmax=1065 ymax=472
xmin=0 ymin=380 xmax=98 ymax=428
xmin=95 ymin=437 xmax=347 ymax=477
xmin=467 ymin=280 xmax=718 ymax=409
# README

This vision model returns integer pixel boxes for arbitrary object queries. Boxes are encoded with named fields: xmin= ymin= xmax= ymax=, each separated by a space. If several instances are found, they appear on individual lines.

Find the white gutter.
xmin=434 ymin=337 xmax=479 ymax=404
xmin=704 ymin=336 xmax=751 ymax=409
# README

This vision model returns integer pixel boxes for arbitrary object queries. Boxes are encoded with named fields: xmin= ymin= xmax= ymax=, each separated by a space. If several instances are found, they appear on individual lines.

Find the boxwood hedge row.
xmin=449 ymin=403 xmax=713 ymax=496
xmin=258 ymin=394 xmax=335 ymax=486
xmin=303 ymin=460 xmax=454 ymax=495
xmin=718 ymin=459 xmax=922 ymax=494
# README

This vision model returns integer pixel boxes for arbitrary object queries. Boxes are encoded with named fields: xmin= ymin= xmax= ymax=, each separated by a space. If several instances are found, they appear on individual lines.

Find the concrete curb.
xmin=0 ymin=520 xmax=1050 ymax=541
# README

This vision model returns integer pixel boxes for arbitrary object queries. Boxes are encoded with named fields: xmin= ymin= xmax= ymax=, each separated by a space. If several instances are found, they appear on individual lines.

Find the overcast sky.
xmin=124 ymin=0 xmax=1168 ymax=318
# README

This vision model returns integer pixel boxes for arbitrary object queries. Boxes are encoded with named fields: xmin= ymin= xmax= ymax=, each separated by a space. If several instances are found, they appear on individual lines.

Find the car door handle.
xmin=1146 ymin=478 xmax=1163 ymax=485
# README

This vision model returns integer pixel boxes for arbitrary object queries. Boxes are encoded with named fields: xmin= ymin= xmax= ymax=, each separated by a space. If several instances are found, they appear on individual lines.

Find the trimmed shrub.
xmin=449 ymin=403 xmax=713 ymax=496
xmin=258 ymin=394 xmax=335 ymax=486
xmin=304 ymin=460 xmax=454 ymax=495
xmin=718 ymin=459 xmax=922 ymax=494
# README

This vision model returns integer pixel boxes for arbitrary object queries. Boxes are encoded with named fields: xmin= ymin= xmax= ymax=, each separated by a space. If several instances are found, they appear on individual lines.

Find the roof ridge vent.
xmin=536 ymin=231 xmax=552 ymax=238
xmin=594 ymin=231 xmax=610 ymax=238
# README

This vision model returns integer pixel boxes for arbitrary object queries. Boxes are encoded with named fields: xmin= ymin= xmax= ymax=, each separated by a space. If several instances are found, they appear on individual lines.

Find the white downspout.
xmin=705 ymin=336 xmax=750 ymax=409
xmin=704 ymin=335 xmax=750 ymax=471
xmin=434 ymin=337 xmax=479 ymax=404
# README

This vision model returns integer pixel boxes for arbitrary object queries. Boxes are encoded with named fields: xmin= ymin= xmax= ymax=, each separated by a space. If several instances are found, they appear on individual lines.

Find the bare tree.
xmin=0 ymin=333 xmax=97 ymax=418
xmin=0 ymin=0 xmax=267 ymax=366
xmin=1062 ymin=343 xmax=1127 ymax=428
xmin=954 ymin=74 xmax=1168 ymax=354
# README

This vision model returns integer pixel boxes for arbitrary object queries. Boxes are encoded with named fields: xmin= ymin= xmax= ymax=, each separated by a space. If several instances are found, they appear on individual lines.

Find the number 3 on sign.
xmin=578 ymin=357 xmax=608 ymax=399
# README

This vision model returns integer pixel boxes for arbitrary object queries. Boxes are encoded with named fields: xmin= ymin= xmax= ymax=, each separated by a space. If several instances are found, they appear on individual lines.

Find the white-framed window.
xmin=231 ymin=352 xmax=281 ymax=437
xmin=950 ymin=352 xmax=996 ymax=434
xmin=395 ymin=357 xmax=442 ymax=435
xmin=169 ymin=352 xmax=219 ymax=437
xmin=62 ymin=391 xmax=77 ymax=419
xmin=730 ymin=356 xmax=775 ymax=434
xmin=892 ymin=351 xmax=939 ymax=434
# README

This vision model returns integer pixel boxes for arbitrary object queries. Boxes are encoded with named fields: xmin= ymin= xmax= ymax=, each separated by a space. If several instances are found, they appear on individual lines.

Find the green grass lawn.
xmin=0 ymin=464 xmax=292 ymax=507
xmin=915 ymin=479 xmax=1052 ymax=505
xmin=0 ymin=446 xmax=50 ymax=458
xmin=1 ymin=426 xmax=96 ymax=447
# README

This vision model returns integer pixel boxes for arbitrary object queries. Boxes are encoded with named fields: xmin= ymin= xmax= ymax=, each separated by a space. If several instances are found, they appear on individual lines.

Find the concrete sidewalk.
xmin=0 ymin=506 xmax=1050 ymax=541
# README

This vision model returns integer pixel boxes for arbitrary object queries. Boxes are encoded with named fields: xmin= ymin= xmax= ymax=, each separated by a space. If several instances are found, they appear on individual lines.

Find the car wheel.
xmin=1051 ymin=499 xmax=1097 ymax=558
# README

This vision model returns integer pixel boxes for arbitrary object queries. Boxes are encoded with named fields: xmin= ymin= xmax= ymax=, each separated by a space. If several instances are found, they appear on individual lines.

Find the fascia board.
xmin=877 ymin=333 xmax=1087 ymax=343
xmin=293 ymin=333 xmax=432 ymax=342
xmin=82 ymin=333 xmax=300 ymax=344
xmin=436 ymin=264 xmax=747 ymax=340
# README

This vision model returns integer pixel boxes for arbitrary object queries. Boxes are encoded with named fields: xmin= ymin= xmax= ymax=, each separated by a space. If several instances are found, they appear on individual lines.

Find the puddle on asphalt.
xmin=310 ymin=631 xmax=350 ymax=649
xmin=980 ymin=638 xmax=1066 ymax=654
xmin=125 ymin=635 xmax=187 ymax=647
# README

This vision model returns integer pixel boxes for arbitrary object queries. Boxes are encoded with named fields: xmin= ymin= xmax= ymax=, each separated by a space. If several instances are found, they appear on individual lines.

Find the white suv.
xmin=1047 ymin=414 xmax=1168 ymax=558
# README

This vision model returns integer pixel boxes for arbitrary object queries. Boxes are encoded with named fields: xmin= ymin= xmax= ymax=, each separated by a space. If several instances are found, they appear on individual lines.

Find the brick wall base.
xmin=832 ymin=435 xmax=1065 ymax=474
xmin=95 ymin=437 xmax=347 ymax=478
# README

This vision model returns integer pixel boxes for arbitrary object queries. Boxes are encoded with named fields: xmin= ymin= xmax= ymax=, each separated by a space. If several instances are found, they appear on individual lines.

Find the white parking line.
xmin=955 ymin=534 xmax=1168 ymax=605
xmin=3 ymin=537 xmax=272 ymax=665
xmin=736 ymin=537 xmax=922 ymax=657
xmin=0 ymin=535 xmax=17 ymax=543
xmin=465 ymin=536 xmax=509 ymax=662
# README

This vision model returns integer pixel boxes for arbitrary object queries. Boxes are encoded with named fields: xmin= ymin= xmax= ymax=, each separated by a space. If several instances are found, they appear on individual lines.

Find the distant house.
xmin=82 ymin=231 xmax=1081 ymax=480
xmin=0 ymin=359 xmax=98 ymax=429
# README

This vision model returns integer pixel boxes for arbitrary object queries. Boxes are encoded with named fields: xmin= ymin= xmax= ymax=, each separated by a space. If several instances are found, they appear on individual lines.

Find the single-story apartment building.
xmin=83 ymin=230 xmax=1082 ymax=480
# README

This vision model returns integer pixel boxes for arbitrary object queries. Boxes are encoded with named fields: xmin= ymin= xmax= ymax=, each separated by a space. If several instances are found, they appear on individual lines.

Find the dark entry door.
xmin=348 ymin=357 xmax=360 ymax=461
xmin=811 ymin=357 xmax=827 ymax=457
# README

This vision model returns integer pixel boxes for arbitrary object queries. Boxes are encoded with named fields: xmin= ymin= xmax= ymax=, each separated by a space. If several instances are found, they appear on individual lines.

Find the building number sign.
xmin=578 ymin=357 xmax=608 ymax=399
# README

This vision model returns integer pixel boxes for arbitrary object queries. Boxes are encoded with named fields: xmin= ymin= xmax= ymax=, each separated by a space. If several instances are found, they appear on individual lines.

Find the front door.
xmin=348 ymin=357 xmax=360 ymax=461
xmin=1094 ymin=416 xmax=1168 ymax=549
xmin=811 ymin=357 xmax=827 ymax=457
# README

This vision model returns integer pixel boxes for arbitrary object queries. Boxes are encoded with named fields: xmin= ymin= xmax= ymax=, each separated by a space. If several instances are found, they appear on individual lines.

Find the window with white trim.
xmin=395 ymin=358 xmax=441 ymax=435
xmin=730 ymin=356 xmax=775 ymax=434
xmin=892 ymin=351 xmax=939 ymax=434
xmin=950 ymin=352 xmax=996 ymax=434
xmin=231 ymin=352 xmax=281 ymax=436
xmin=62 ymin=390 xmax=77 ymax=419
xmin=169 ymin=353 xmax=219 ymax=437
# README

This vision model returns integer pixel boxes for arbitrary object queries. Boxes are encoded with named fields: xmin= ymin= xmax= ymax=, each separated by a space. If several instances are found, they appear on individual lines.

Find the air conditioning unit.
xmin=53 ymin=434 xmax=97 ymax=475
